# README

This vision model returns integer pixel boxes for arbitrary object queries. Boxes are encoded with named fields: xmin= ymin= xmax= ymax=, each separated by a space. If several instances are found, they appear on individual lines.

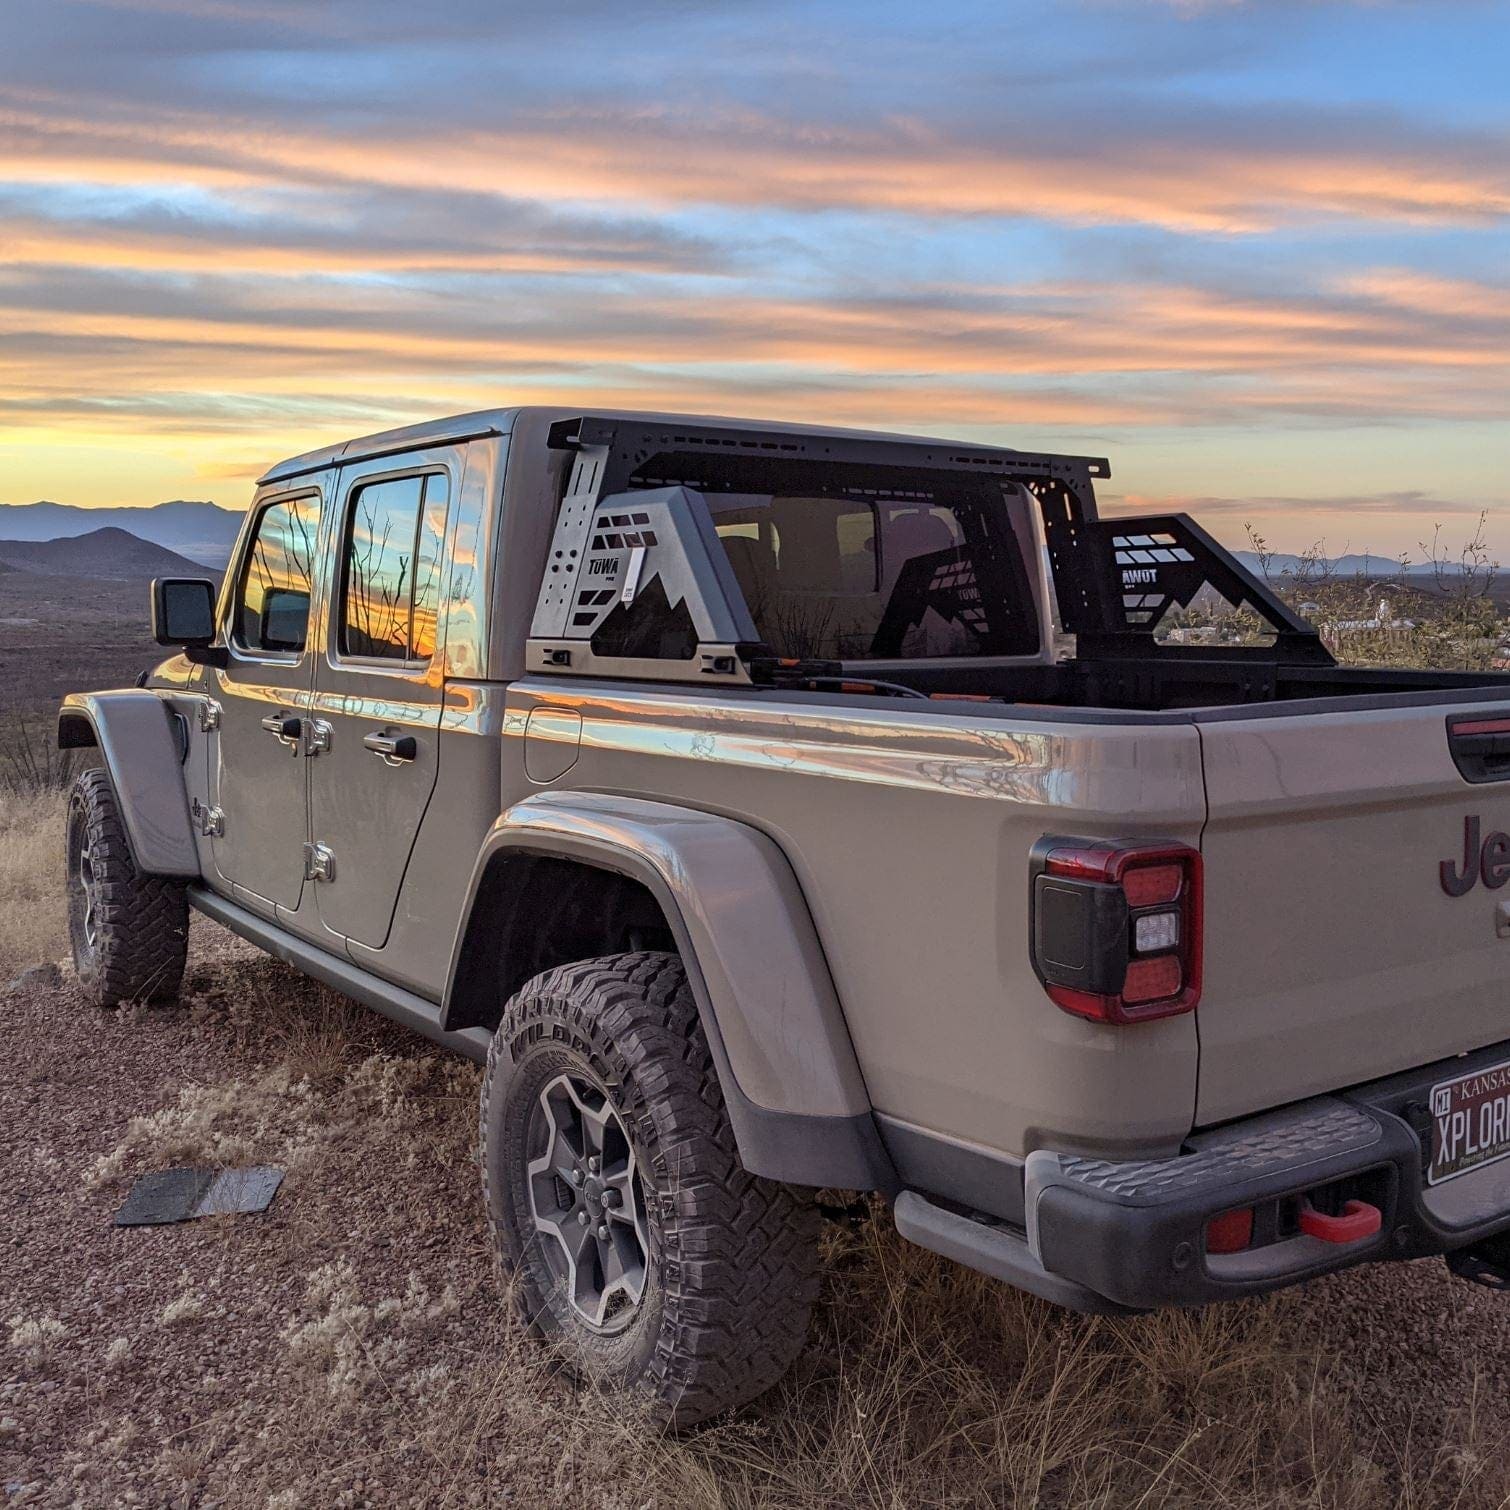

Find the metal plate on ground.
xmin=114 ymin=1166 xmax=284 ymax=1226
xmin=1428 ymin=1060 xmax=1510 ymax=1186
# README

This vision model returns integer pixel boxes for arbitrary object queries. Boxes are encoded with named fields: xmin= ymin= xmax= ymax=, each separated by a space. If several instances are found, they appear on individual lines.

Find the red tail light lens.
xmin=1122 ymin=863 xmax=1183 ymax=908
xmin=1029 ymin=837 xmax=1203 ymax=1024
xmin=1123 ymin=954 xmax=1183 ymax=1004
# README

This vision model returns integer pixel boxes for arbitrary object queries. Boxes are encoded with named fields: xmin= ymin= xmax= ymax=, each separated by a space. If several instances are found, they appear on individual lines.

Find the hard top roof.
xmin=258 ymin=404 xmax=1108 ymax=487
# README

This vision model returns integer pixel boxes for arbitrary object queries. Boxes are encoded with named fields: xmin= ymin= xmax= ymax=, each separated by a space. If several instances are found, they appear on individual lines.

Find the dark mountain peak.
xmin=76 ymin=525 xmax=148 ymax=543
xmin=0 ymin=529 xmax=215 ymax=580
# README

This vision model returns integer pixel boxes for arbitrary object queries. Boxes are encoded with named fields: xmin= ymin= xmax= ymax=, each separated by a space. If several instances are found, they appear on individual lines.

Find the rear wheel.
xmin=66 ymin=769 xmax=188 ymax=1007
xmin=479 ymin=951 xmax=822 ymax=1426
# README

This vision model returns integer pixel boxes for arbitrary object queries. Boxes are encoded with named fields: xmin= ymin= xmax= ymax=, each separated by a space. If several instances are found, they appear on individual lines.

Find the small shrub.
xmin=0 ymin=712 xmax=79 ymax=795
xmin=0 ymin=786 xmax=68 ymax=980
xmin=8 ymin=1315 xmax=69 ymax=1365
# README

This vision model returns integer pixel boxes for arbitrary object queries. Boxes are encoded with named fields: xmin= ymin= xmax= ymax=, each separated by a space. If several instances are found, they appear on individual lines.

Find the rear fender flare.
xmin=444 ymin=791 xmax=896 ymax=1192
xmin=57 ymin=691 xmax=200 ymax=878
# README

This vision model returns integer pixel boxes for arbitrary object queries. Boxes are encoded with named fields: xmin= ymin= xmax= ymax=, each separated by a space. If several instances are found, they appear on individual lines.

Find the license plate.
xmin=1428 ymin=1059 xmax=1510 ymax=1185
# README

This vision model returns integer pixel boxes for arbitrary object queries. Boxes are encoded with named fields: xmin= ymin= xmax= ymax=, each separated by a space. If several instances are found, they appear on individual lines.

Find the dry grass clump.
xmin=0 ymin=712 xmax=79 ymax=795
xmin=82 ymin=1061 xmax=319 ymax=1186
xmin=6 ymin=1316 xmax=69 ymax=1367
xmin=662 ymin=1230 xmax=1404 ymax=1510
xmin=0 ymin=786 xmax=67 ymax=980
xmin=86 ymin=962 xmax=478 ymax=1192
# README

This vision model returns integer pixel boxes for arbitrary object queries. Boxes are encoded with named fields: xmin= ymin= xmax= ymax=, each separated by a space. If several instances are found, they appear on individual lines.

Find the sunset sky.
xmin=2 ymin=0 xmax=1506 ymax=557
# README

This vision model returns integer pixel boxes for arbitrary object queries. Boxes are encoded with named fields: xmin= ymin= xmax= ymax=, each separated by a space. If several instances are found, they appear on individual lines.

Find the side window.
xmin=233 ymin=494 xmax=319 ymax=653
xmin=340 ymin=472 xmax=450 ymax=662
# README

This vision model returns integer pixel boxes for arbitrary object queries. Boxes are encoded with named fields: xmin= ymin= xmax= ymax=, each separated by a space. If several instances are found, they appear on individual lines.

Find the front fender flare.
xmin=57 ymin=690 xmax=199 ymax=878
xmin=445 ymin=791 xmax=896 ymax=1192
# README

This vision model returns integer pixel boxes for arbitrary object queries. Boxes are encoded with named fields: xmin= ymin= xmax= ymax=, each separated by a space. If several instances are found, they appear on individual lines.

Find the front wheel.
xmin=66 ymin=769 xmax=188 ymax=1007
xmin=479 ymin=952 xmax=822 ymax=1426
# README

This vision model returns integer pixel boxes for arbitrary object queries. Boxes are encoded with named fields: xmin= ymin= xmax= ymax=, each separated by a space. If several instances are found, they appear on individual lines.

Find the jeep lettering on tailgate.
xmin=1440 ymin=815 xmax=1510 ymax=896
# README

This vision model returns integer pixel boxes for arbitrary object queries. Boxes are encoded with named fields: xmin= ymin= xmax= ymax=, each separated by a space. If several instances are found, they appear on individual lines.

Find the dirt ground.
xmin=0 ymin=574 xmax=163 ymax=722
xmin=5 ymin=899 xmax=1510 ymax=1509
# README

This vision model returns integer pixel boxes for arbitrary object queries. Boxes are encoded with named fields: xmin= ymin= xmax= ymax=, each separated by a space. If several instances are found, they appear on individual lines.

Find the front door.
xmin=306 ymin=456 xmax=453 ymax=948
xmin=209 ymin=482 xmax=325 ymax=912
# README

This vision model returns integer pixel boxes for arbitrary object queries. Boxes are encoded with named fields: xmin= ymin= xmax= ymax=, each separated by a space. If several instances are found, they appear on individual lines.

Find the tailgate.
xmin=1196 ymin=700 xmax=1510 ymax=1126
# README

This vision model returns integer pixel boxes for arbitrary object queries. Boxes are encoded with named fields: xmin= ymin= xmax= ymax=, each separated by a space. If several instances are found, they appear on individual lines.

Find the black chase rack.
xmin=525 ymin=415 xmax=1334 ymax=684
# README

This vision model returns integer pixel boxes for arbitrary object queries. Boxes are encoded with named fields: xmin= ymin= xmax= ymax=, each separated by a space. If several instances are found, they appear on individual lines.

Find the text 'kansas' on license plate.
xmin=1429 ymin=1059 xmax=1510 ymax=1185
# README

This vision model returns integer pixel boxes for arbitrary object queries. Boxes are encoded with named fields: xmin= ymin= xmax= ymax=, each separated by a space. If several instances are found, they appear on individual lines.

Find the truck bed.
xmin=860 ymin=653 xmax=1510 ymax=715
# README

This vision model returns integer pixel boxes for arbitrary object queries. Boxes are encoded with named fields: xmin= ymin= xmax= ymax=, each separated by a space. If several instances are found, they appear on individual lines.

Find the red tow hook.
xmin=1298 ymin=1198 xmax=1382 ymax=1245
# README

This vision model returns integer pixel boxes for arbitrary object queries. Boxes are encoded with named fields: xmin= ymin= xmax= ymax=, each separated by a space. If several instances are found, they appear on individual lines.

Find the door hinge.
xmin=303 ymin=841 xmax=336 ymax=882
xmin=304 ymin=718 xmax=332 ymax=756
xmin=190 ymin=799 xmax=224 ymax=837
xmin=198 ymin=699 xmax=221 ymax=732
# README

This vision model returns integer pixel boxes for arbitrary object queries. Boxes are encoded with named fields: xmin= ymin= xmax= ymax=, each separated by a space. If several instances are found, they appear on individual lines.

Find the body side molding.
xmin=443 ymin=791 xmax=896 ymax=1191
xmin=58 ymin=690 xmax=200 ymax=878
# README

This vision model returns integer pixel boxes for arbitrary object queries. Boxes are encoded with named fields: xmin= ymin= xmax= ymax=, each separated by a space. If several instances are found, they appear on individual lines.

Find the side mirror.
xmin=151 ymin=577 xmax=218 ymax=650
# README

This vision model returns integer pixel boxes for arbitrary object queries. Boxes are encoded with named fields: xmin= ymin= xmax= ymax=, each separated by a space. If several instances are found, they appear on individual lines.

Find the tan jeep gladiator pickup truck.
xmin=58 ymin=407 xmax=1510 ymax=1423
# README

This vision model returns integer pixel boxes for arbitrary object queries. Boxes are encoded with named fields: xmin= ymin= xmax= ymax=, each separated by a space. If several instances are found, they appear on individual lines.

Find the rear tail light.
xmin=1028 ymin=837 xmax=1203 ymax=1024
xmin=1447 ymin=713 xmax=1510 ymax=784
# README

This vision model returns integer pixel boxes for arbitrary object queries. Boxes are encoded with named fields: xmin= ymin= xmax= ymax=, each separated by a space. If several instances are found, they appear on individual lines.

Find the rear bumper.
xmin=907 ymin=1039 xmax=1510 ymax=1312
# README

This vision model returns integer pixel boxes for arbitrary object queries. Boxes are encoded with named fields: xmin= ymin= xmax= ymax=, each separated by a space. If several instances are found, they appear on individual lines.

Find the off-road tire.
xmin=480 ymin=951 xmax=822 ymax=1426
xmin=66 ymin=768 xmax=188 ymax=1007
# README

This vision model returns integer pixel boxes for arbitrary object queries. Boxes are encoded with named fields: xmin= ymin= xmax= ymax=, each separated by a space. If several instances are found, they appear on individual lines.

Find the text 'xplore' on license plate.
xmin=1429 ymin=1058 xmax=1510 ymax=1186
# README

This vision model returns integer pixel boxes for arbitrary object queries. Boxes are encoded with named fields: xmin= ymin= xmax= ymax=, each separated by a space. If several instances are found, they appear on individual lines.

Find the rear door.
xmin=208 ymin=481 xmax=326 ymax=913
xmin=305 ymin=451 xmax=455 ymax=949
xmin=1196 ymin=699 xmax=1510 ymax=1125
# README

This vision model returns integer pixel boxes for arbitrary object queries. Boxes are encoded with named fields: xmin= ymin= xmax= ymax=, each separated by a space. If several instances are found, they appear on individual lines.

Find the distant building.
xmin=1322 ymin=598 xmax=1416 ymax=650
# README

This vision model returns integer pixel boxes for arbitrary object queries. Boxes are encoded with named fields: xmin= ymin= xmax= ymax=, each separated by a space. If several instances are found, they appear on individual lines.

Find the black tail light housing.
xmin=1447 ymin=713 xmax=1510 ymax=784
xmin=1028 ymin=836 xmax=1203 ymax=1024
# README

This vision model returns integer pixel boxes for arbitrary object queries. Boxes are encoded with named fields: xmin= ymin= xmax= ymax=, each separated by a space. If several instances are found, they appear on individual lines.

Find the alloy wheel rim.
xmin=77 ymin=836 xmax=99 ymax=953
xmin=525 ymin=1070 xmax=649 ymax=1332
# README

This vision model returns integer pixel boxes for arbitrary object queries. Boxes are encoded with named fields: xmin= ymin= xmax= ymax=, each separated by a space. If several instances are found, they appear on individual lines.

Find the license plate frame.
xmin=1428 ymin=1058 xmax=1510 ymax=1186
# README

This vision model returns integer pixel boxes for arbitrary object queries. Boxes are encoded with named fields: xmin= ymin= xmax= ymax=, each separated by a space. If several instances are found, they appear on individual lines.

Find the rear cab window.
xmin=338 ymin=472 xmax=450 ymax=663
xmin=705 ymin=489 xmax=1034 ymax=662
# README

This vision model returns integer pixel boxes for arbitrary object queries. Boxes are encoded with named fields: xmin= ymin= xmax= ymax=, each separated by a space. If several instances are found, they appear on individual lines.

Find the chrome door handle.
xmin=260 ymin=712 xmax=302 ymax=741
xmin=363 ymin=729 xmax=417 ymax=764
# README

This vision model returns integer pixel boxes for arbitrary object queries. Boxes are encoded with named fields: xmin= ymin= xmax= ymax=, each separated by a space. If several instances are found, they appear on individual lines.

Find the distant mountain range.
xmin=0 ymin=501 xmax=241 ymax=567
xmin=1234 ymin=550 xmax=1477 ymax=579
xmin=0 ymin=528 xmax=215 ymax=581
